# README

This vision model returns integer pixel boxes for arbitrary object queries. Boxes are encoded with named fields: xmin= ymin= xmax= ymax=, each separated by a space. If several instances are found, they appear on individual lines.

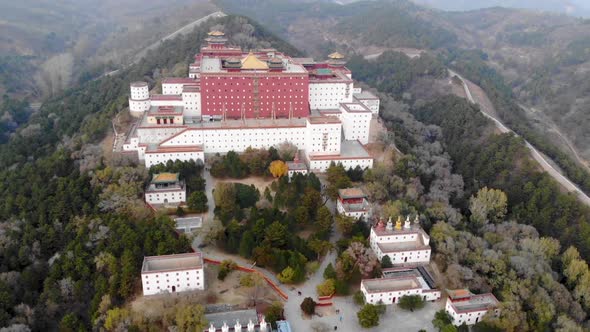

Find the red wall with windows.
xmin=201 ymin=73 xmax=309 ymax=119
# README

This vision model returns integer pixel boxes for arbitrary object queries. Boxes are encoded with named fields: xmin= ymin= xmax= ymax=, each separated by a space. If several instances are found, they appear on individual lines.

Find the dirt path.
xmin=100 ymin=11 xmax=226 ymax=80
xmin=134 ymin=11 xmax=226 ymax=63
xmin=449 ymin=69 xmax=590 ymax=207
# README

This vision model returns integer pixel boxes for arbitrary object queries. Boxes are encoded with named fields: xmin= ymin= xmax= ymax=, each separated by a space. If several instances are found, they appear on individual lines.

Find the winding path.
xmin=133 ymin=11 xmax=226 ymax=63
xmin=449 ymin=69 xmax=590 ymax=206
xmin=101 ymin=11 xmax=226 ymax=79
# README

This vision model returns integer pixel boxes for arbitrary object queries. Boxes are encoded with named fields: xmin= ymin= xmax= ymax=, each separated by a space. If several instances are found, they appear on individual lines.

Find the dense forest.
xmin=0 ymin=15 xmax=300 ymax=331
xmin=214 ymin=174 xmax=327 ymax=284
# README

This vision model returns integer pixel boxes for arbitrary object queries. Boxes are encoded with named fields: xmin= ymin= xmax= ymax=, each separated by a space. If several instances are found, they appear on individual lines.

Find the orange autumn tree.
xmin=269 ymin=160 xmax=288 ymax=177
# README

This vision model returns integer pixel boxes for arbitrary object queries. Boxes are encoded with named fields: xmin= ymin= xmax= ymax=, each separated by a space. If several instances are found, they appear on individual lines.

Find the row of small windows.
xmin=206 ymin=82 xmax=305 ymax=86
xmin=205 ymin=89 xmax=305 ymax=94
xmin=206 ymin=76 xmax=305 ymax=80
xmin=379 ymin=235 xmax=418 ymax=241
xmin=146 ymin=283 xmax=201 ymax=291
xmin=145 ymin=275 xmax=199 ymax=284
xmin=206 ymin=101 xmax=305 ymax=105
xmin=145 ymin=271 xmax=198 ymax=277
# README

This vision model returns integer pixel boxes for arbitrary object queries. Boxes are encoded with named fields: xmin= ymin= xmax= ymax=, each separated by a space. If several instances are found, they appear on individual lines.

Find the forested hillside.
xmin=216 ymin=0 xmax=590 ymax=201
xmin=0 ymin=0 xmax=218 ymax=106
xmin=0 ymin=15 xmax=297 ymax=331
xmin=349 ymin=52 xmax=590 ymax=331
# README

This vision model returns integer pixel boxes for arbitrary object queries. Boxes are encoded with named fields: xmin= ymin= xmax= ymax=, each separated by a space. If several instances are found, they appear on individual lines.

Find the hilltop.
xmin=216 ymin=0 xmax=590 ymax=194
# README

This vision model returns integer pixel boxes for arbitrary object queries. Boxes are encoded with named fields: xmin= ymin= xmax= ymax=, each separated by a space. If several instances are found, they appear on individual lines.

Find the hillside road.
xmin=449 ymin=69 xmax=590 ymax=207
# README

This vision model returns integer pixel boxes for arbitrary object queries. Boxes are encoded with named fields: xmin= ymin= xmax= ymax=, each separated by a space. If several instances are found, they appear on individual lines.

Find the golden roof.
xmin=152 ymin=172 xmax=179 ymax=183
xmin=208 ymin=30 xmax=225 ymax=36
xmin=328 ymin=52 xmax=345 ymax=59
xmin=241 ymin=52 xmax=268 ymax=70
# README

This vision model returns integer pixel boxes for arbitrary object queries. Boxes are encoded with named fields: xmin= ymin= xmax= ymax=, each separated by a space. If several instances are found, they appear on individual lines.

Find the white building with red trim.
xmin=445 ymin=289 xmax=500 ymax=326
xmin=353 ymin=90 xmax=380 ymax=115
xmin=369 ymin=216 xmax=431 ymax=265
xmin=123 ymin=31 xmax=376 ymax=171
xmin=145 ymin=172 xmax=186 ymax=206
xmin=337 ymin=187 xmax=370 ymax=219
xmin=287 ymin=152 xmax=308 ymax=179
xmin=361 ymin=265 xmax=441 ymax=305
xmin=141 ymin=252 xmax=205 ymax=296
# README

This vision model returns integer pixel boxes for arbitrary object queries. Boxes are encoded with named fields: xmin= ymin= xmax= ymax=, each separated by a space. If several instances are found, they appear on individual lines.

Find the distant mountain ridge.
xmin=412 ymin=0 xmax=590 ymax=17
xmin=333 ymin=0 xmax=590 ymax=17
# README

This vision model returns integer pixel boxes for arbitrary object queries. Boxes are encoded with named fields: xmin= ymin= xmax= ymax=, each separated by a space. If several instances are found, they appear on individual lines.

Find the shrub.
xmin=353 ymin=290 xmax=365 ymax=305
xmin=176 ymin=206 xmax=185 ymax=216
xmin=306 ymin=261 xmax=320 ymax=274
xmin=357 ymin=304 xmax=379 ymax=328
xmin=316 ymin=279 xmax=335 ymax=296
xmin=300 ymin=297 xmax=317 ymax=315
xmin=380 ymin=255 xmax=392 ymax=269
xmin=323 ymin=263 xmax=337 ymax=279
xmin=277 ymin=266 xmax=296 ymax=284
xmin=217 ymin=260 xmax=237 ymax=281
xmin=240 ymin=274 xmax=254 ymax=287
xmin=265 ymin=302 xmax=284 ymax=328
xmin=334 ymin=278 xmax=350 ymax=295
xmin=375 ymin=300 xmax=386 ymax=315
xmin=398 ymin=295 xmax=425 ymax=311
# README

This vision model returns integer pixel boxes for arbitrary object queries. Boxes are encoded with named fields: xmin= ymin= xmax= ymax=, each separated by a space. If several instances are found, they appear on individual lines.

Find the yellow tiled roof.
xmin=152 ymin=172 xmax=179 ymax=183
xmin=241 ymin=52 xmax=269 ymax=70
xmin=208 ymin=30 xmax=225 ymax=36
xmin=328 ymin=52 xmax=345 ymax=59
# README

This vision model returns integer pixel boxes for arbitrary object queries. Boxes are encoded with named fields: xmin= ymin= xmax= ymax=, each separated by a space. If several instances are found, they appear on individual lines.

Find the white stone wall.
xmin=123 ymin=137 xmax=139 ymax=151
xmin=340 ymin=107 xmax=372 ymax=144
xmin=309 ymin=82 xmax=353 ymax=110
xmin=151 ymin=99 xmax=184 ymax=107
xmin=424 ymin=290 xmax=442 ymax=302
xmin=357 ymin=98 xmax=380 ymax=115
xmin=137 ymin=127 xmax=187 ymax=145
xmin=336 ymin=200 xmax=368 ymax=219
xmin=446 ymin=299 xmax=491 ymax=326
xmin=361 ymin=283 xmax=422 ymax=305
xmin=145 ymin=189 xmax=186 ymax=204
xmin=371 ymin=228 xmax=430 ymax=246
xmin=144 ymin=151 xmax=205 ymax=168
xmin=129 ymin=82 xmax=150 ymax=115
xmin=369 ymin=228 xmax=432 ymax=264
xmin=308 ymin=157 xmax=373 ymax=173
xmin=371 ymin=244 xmax=431 ymax=265
xmin=163 ymin=83 xmax=186 ymax=95
xmin=305 ymin=121 xmax=341 ymax=155
xmin=129 ymin=99 xmax=151 ymax=116
xmin=131 ymin=84 xmax=149 ymax=100
xmin=182 ymin=92 xmax=201 ymax=117
xmin=142 ymin=268 xmax=204 ymax=296
xmin=159 ymin=127 xmax=308 ymax=153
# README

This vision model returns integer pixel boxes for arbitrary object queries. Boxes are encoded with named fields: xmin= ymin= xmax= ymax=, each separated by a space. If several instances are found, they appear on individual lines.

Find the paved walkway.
xmin=192 ymin=170 xmax=443 ymax=331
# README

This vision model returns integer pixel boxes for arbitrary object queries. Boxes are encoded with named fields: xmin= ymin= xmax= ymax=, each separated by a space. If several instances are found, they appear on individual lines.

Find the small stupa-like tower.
xmin=327 ymin=51 xmax=346 ymax=67
xmin=394 ymin=216 xmax=402 ymax=230
xmin=206 ymin=30 xmax=227 ymax=49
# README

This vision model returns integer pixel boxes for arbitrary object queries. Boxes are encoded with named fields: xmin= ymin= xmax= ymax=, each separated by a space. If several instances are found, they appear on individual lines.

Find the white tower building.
xmin=129 ymin=82 xmax=151 ymax=117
